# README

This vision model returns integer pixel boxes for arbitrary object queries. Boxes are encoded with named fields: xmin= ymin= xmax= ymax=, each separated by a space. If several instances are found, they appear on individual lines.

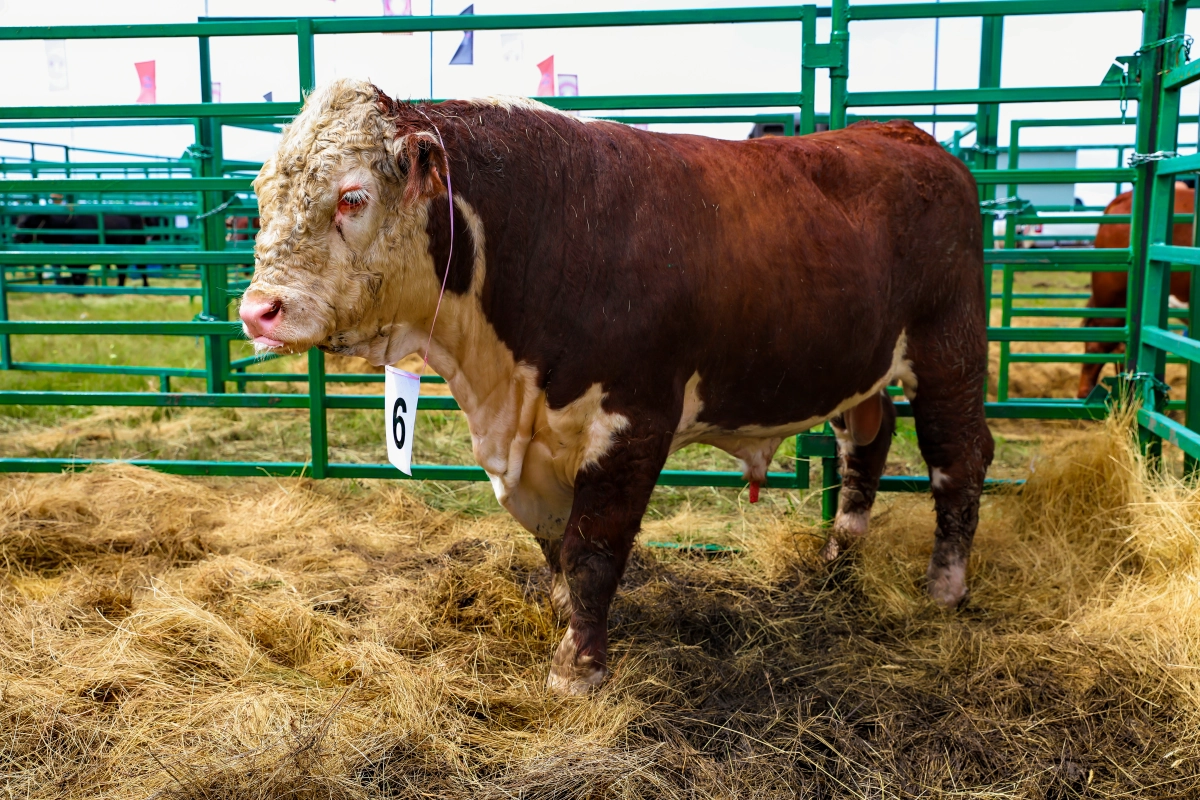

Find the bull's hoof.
xmin=549 ymin=573 xmax=572 ymax=623
xmin=820 ymin=511 xmax=868 ymax=563
xmin=547 ymin=627 xmax=607 ymax=695
xmin=926 ymin=558 xmax=967 ymax=608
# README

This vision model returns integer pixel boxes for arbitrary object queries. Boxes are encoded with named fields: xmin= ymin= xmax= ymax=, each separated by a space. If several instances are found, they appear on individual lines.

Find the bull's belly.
xmin=671 ymin=331 xmax=915 ymax=483
xmin=474 ymin=333 xmax=914 ymax=541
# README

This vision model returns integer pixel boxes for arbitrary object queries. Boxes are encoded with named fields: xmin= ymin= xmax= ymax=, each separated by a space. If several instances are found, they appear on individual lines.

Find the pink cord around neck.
xmin=418 ymin=119 xmax=453 ymax=376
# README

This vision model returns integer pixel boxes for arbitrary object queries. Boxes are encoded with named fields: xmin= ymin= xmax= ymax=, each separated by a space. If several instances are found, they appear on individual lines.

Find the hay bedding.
xmin=2 ymin=417 xmax=1200 ymax=799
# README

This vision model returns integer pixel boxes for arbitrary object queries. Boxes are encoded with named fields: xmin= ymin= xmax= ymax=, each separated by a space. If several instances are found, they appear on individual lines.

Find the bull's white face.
xmin=239 ymin=79 xmax=441 ymax=361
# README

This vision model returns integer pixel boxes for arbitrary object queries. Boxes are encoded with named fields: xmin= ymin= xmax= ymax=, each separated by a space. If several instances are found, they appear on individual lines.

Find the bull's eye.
xmin=338 ymin=188 xmax=369 ymax=214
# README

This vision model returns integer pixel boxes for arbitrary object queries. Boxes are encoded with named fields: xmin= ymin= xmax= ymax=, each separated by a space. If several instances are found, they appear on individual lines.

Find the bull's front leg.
xmin=548 ymin=423 xmax=673 ymax=695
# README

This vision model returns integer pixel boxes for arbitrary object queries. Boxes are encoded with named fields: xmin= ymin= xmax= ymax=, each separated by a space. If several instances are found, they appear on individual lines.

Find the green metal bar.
xmin=8 ymin=361 xmax=203 ymax=378
xmin=847 ymin=0 xmax=1144 ymax=20
xmin=1139 ymin=407 xmax=1200 ymax=460
xmin=6 ymin=285 xmax=202 ymax=296
xmin=1142 ymin=325 xmax=1200 ymax=364
xmin=997 ymin=265 xmax=1014 ymax=401
xmin=0 ymin=177 xmax=252 ymax=192
xmin=829 ymin=0 xmax=849 ymax=130
xmin=1164 ymin=57 xmax=1200 ymax=91
xmin=849 ymin=85 xmax=1129 ymax=106
xmin=296 ymin=18 xmax=315 ymax=96
xmin=0 ymin=265 xmax=9 ymax=370
xmin=1189 ymin=183 xmax=1200 ymax=477
xmin=198 ymin=36 xmax=229 ymax=398
xmin=307 ymin=348 xmax=327 ymax=478
xmin=1151 ymin=151 xmax=1200 ymax=175
xmin=987 ymin=327 xmax=1127 ymax=342
xmin=983 ymin=249 xmax=1130 ymax=265
xmin=800 ymin=5 xmax=816 ymax=135
xmin=1149 ymin=244 xmax=1200 ymax=266
xmin=0 ymin=103 xmax=297 ymax=120
xmin=0 ymin=320 xmax=242 ymax=335
xmin=973 ymin=167 xmax=1134 ymax=184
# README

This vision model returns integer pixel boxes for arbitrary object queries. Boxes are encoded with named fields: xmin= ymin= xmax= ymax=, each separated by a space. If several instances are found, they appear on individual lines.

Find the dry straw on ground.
xmin=3 ymin=412 xmax=1200 ymax=798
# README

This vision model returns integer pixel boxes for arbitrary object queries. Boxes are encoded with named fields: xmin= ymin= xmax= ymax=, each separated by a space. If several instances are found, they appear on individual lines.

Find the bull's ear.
xmin=396 ymin=135 xmax=447 ymax=205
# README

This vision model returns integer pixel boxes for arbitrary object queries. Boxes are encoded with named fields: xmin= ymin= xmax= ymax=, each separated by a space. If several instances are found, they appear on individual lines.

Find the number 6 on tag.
xmin=384 ymin=365 xmax=420 ymax=475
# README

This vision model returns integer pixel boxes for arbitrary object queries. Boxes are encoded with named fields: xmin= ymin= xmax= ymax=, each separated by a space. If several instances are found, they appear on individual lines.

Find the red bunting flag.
xmin=135 ymin=60 xmax=156 ymax=104
xmin=536 ymin=56 xmax=554 ymax=97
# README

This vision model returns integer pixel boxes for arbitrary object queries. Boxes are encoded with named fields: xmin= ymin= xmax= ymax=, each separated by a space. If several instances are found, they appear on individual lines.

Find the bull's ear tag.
xmin=384 ymin=365 xmax=421 ymax=475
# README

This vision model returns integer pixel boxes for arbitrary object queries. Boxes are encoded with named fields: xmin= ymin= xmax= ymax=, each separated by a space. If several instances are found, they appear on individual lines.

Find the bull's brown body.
xmin=1078 ymin=184 xmax=1194 ymax=398
xmin=241 ymin=83 xmax=994 ymax=692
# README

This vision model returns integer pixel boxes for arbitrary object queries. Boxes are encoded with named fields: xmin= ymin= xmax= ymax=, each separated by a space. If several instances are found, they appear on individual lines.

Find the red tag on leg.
xmin=749 ymin=482 xmax=760 ymax=503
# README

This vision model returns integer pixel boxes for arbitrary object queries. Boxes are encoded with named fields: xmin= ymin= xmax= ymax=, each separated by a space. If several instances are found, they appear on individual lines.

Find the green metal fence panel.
xmin=0 ymin=0 xmax=1186 ymax=513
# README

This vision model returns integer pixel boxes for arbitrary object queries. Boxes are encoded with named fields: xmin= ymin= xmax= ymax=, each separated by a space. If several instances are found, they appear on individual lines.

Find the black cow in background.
xmin=13 ymin=212 xmax=149 ymax=286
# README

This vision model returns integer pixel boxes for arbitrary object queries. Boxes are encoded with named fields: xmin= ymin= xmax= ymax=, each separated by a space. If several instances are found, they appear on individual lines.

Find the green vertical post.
xmin=297 ymin=17 xmax=316 ymax=95
xmin=1186 ymin=177 xmax=1200 ymax=478
xmin=198 ymin=36 xmax=229 ymax=394
xmin=308 ymin=348 xmax=328 ymax=479
xmin=997 ymin=265 xmax=1015 ymax=401
xmin=821 ymin=455 xmax=839 ymax=523
xmin=1126 ymin=0 xmax=1169 ymax=403
xmin=800 ymin=5 xmax=817 ymax=135
xmin=794 ymin=435 xmax=809 ymax=491
xmin=1132 ymin=0 xmax=1187 ymax=462
xmin=977 ymin=15 xmax=1003 ymax=390
xmin=0 ymin=266 xmax=10 ymax=370
xmin=976 ymin=15 xmax=1003 ymax=248
xmin=829 ymin=0 xmax=849 ymax=130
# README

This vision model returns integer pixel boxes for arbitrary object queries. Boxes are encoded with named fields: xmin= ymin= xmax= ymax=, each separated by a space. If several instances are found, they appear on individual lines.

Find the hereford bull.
xmin=239 ymin=80 xmax=993 ymax=694
xmin=1077 ymin=183 xmax=1193 ymax=398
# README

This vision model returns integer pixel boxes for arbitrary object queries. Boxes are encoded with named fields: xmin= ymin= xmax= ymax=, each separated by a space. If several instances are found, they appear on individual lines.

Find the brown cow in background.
xmin=1077 ymin=183 xmax=1194 ymax=398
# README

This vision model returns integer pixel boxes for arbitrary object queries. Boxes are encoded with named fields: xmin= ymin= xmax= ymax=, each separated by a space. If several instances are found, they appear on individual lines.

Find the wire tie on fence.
xmin=978 ymin=196 xmax=1032 ymax=219
xmin=1127 ymin=150 xmax=1179 ymax=167
xmin=195 ymin=196 xmax=237 ymax=220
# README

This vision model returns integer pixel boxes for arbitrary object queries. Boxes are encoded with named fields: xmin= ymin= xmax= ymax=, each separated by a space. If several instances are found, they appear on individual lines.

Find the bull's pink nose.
xmin=239 ymin=296 xmax=284 ymax=344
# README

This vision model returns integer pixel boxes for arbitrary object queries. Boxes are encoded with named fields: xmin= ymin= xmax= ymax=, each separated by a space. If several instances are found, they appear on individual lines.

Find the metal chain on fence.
xmin=1127 ymin=150 xmax=1179 ymax=167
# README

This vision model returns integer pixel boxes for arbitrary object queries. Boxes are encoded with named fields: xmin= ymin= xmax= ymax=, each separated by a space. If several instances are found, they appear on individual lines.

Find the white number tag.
xmin=384 ymin=365 xmax=421 ymax=475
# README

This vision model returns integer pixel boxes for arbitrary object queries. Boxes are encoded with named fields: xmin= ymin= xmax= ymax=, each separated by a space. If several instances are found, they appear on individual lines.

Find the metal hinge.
xmin=804 ymin=36 xmax=847 ymax=73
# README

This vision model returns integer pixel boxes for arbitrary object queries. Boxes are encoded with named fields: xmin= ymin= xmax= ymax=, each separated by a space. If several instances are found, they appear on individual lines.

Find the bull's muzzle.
xmin=239 ymin=292 xmax=285 ymax=348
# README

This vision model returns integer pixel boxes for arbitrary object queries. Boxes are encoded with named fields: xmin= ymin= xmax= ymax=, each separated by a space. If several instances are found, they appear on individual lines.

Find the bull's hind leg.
xmin=549 ymin=421 xmax=673 ymax=695
xmin=535 ymin=537 xmax=571 ymax=622
xmin=820 ymin=391 xmax=897 ymax=561
xmin=909 ymin=324 xmax=994 ymax=607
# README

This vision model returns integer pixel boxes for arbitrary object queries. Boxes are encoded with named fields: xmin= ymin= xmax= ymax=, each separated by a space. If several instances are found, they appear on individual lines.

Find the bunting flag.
xmin=135 ymin=60 xmax=156 ymax=104
xmin=263 ymin=91 xmax=273 ymax=102
xmin=449 ymin=4 xmax=474 ymax=65
xmin=46 ymin=40 xmax=68 ymax=92
xmin=211 ymin=82 xmax=221 ymax=103
xmin=382 ymin=0 xmax=412 ymax=15
xmin=536 ymin=56 xmax=555 ymax=96
xmin=557 ymin=74 xmax=578 ymax=97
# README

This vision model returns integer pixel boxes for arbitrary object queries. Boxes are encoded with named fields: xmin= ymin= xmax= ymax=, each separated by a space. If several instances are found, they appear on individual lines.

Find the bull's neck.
xmin=410 ymin=102 xmax=586 ymax=406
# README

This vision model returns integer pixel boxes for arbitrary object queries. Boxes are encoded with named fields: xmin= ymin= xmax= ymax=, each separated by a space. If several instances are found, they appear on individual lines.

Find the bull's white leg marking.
xmin=927 ymin=557 xmax=967 ymax=607
xmin=547 ymin=627 xmax=607 ymax=695
xmin=549 ymin=574 xmax=572 ymax=621
xmin=930 ymin=467 xmax=951 ymax=491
